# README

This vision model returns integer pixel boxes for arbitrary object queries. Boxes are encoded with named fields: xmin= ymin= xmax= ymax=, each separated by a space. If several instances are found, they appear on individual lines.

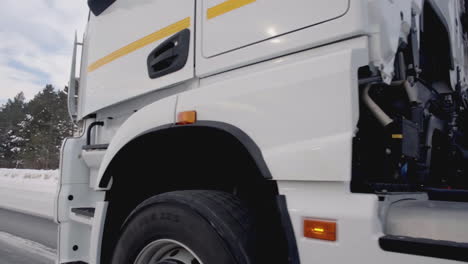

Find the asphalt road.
xmin=0 ymin=208 xmax=57 ymax=248
xmin=0 ymin=208 xmax=57 ymax=263
xmin=0 ymin=239 xmax=53 ymax=264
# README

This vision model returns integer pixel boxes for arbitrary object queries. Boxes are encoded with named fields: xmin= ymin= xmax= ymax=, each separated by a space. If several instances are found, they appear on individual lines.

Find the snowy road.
xmin=0 ymin=208 xmax=57 ymax=248
xmin=0 ymin=208 xmax=57 ymax=263
xmin=0 ymin=168 xmax=57 ymax=246
xmin=0 ymin=241 xmax=52 ymax=264
xmin=0 ymin=169 xmax=58 ymax=263
xmin=0 ymin=233 xmax=54 ymax=264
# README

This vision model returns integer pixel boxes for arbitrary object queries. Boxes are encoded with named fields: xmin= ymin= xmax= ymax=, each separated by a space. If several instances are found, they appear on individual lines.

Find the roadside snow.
xmin=0 ymin=169 xmax=58 ymax=219
xmin=0 ymin=231 xmax=56 ymax=261
xmin=0 ymin=169 xmax=58 ymax=192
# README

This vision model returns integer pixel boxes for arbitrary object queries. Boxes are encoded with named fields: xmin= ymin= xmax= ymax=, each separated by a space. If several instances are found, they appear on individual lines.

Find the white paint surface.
xmin=202 ymin=0 xmax=349 ymax=57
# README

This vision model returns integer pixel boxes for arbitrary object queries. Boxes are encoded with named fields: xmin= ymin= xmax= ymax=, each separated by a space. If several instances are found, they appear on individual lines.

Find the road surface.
xmin=0 ymin=238 xmax=53 ymax=264
xmin=0 ymin=207 xmax=57 ymax=248
xmin=0 ymin=208 xmax=57 ymax=263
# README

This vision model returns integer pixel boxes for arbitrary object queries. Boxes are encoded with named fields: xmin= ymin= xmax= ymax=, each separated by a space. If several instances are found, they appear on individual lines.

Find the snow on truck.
xmin=59 ymin=0 xmax=468 ymax=263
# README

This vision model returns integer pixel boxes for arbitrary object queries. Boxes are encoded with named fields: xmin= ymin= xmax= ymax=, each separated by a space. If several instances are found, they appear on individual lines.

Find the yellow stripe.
xmin=88 ymin=17 xmax=191 ymax=73
xmin=207 ymin=0 xmax=256 ymax=20
xmin=392 ymin=134 xmax=403 ymax=139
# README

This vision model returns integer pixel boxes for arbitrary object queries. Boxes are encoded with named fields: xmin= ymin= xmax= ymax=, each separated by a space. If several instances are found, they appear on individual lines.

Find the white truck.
xmin=59 ymin=0 xmax=468 ymax=263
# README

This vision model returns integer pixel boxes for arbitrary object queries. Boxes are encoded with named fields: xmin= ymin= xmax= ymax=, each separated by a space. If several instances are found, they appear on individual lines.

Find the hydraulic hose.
xmin=362 ymin=83 xmax=394 ymax=127
xmin=403 ymin=80 xmax=418 ymax=103
xmin=362 ymin=80 xmax=415 ymax=127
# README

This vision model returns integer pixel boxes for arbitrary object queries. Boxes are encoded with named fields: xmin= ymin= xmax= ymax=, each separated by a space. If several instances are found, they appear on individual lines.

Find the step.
xmin=70 ymin=207 xmax=95 ymax=226
xmin=82 ymin=144 xmax=109 ymax=151
xmin=71 ymin=208 xmax=95 ymax=218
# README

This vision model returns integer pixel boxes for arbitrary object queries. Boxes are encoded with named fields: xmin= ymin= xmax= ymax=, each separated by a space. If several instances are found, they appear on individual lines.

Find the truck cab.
xmin=57 ymin=0 xmax=468 ymax=263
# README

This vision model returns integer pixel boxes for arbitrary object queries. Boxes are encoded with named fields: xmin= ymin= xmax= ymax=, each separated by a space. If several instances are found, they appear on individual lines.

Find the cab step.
xmin=70 ymin=207 xmax=95 ymax=226
xmin=71 ymin=207 xmax=95 ymax=218
xmin=82 ymin=144 xmax=109 ymax=150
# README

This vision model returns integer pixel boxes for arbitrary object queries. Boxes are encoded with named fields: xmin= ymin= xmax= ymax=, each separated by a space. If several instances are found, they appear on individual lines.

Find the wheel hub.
xmin=134 ymin=239 xmax=202 ymax=264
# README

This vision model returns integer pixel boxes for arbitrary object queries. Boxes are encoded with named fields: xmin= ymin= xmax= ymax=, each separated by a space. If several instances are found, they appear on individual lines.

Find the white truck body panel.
xmin=279 ymin=181 xmax=461 ymax=264
xmin=385 ymin=199 xmax=468 ymax=243
xmin=196 ymin=0 xmax=368 ymax=77
xmin=201 ymin=0 xmax=349 ymax=57
xmin=57 ymin=136 xmax=106 ymax=262
xmin=178 ymin=36 xmax=367 ymax=182
xmin=94 ymin=36 xmax=367 ymax=188
xmin=78 ymin=0 xmax=195 ymax=119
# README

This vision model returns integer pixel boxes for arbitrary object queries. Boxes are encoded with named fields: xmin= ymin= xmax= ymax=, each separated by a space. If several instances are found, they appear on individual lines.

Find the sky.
xmin=0 ymin=0 xmax=88 ymax=106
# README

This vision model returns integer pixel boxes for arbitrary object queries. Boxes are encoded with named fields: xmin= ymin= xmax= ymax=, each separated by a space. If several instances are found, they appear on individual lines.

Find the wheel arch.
xmin=98 ymin=121 xmax=272 ymax=189
xmin=99 ymin=120 xmax=298 ymax=264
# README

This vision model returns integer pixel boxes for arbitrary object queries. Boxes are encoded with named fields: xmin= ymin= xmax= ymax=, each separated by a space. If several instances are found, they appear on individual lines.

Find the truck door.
xmin=201 ymin=0 xmax=349 ymax=57
xmin=79 ymin=0 xmax=195 ymax=118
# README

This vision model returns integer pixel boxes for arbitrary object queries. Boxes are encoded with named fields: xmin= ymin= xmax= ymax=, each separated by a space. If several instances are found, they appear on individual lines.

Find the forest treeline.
xmin=0 ymin=85 xmax=73 ymax=169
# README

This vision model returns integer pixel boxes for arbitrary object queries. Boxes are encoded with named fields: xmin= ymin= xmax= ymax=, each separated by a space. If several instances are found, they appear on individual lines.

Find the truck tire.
xmin=111 ymin=190 xmax=255 ymax=264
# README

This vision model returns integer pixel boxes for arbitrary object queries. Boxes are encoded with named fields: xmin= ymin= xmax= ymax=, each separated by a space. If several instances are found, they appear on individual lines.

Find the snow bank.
xmin=0 ymin=169 xmax=58 ymax=193
xmin=0 ymin=169 xmax=58 ymax=219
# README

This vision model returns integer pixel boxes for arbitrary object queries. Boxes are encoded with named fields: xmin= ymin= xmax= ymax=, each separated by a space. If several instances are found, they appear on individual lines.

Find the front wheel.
xmin=111 ymin=190 xmax=255 ymax=264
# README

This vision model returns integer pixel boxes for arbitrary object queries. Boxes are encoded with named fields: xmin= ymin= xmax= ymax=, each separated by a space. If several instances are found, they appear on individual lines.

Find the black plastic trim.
xmin=276 ymin=195 xmax=301 ymax=264
xmin=82 ymin=144 xmax=109 ymax=151
xmin=380 ymin=235 xmax=468 ymax=262
xmin=147 ymin=29 xmax=190 ymax=79
xmin=426 ymin=188 xmax=468 ymax=202
xmin=88 ymin=0 xmax=116 ymax=16
xmin=86 ymin=121 xmax=104 ymax=146
xmin=99 ymin=121 xmax=272 ymax=188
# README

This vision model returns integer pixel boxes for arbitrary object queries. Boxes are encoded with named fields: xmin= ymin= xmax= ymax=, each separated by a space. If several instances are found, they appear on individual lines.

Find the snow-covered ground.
xmin=0 ymin=169 xmax=58 ymax=219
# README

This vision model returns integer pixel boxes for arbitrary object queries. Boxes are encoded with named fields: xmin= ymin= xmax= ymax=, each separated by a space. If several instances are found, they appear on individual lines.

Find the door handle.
xmin=147 ymin=29 xmax=190 ymax=79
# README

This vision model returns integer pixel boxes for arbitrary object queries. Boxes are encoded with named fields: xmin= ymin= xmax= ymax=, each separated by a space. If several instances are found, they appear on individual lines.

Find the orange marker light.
xmin=303 ymin=219 xmax=337 ymax=241
xmin=177 ymin=111 xmax=197 ymax=125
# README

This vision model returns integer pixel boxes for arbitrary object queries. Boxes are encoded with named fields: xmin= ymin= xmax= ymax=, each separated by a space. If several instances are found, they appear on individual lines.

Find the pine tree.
xmin=0 ymin=86 xmax=73 ymax=169
xmin=21 ymin=85 xmax=72 ymax=169
xmin=0 ymin=92 xmax=27 ymax=168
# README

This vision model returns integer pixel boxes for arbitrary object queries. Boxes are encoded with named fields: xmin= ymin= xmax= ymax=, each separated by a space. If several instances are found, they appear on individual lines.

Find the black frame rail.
xmin=380 ymin=235 xmax=468 ymax=262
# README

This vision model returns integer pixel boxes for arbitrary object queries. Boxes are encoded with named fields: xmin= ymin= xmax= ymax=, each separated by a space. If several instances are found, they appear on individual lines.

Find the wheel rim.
xmin=134 ymin=239 xmax=203 ymax=264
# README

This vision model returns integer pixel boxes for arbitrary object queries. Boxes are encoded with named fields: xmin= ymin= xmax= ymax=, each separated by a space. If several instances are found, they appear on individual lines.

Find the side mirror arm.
xmin=68 ymin=32 xmax=83 ymax=123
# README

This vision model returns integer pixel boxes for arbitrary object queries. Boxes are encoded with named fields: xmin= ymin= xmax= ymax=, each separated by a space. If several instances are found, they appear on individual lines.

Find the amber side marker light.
xmin=303 ymin=219 xmax=337 ymax=241
xmin=177 ymin=111 xmax=197 ymax=125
